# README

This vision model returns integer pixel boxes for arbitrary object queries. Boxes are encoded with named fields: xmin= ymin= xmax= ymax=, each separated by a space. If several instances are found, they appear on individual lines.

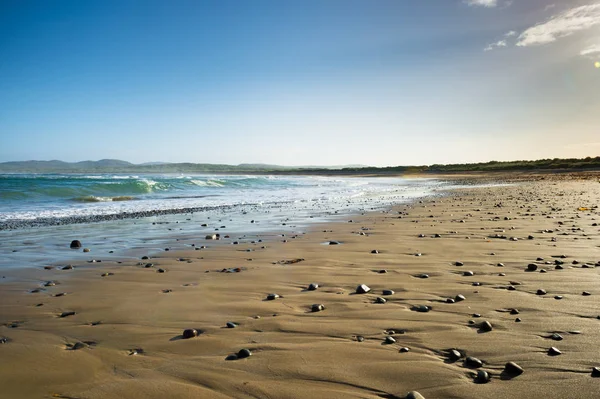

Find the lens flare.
xmin=596 ymin=61 xmax=600 ymax=68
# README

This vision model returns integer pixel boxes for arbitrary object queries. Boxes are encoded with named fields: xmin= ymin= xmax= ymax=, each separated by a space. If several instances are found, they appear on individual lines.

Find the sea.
xmin=0 ymin=173 xmax=451 ymax=270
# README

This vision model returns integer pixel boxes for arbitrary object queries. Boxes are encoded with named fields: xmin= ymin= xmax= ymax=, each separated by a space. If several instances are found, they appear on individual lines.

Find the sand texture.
xmin=1 ymin=176 xmax=600 ymax=398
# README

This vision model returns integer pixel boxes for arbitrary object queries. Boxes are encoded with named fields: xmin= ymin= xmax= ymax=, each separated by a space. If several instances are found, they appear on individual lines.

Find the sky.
xmin=0 ymin=0 xmax=599 ymax=167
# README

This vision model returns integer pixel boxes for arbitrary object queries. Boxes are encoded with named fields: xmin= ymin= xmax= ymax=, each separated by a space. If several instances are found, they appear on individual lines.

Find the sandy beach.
xmin=1 ymin=174 xmax=600 ymax=399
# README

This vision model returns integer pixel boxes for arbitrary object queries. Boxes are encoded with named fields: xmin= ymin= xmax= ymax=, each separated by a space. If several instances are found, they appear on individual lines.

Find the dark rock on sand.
xmin=406 ymin=392 xmax=425 ymax=399
xmin=307 ymin=283 xmax=319 ymax=291
xmin=182 ymin=329 xmax=198 ymax=339
xmin=311 ymin=304 xmax=325 ymax=312
xmin=537 ymin=289 xmax=547 ymax=295
xmin=479 ymin=321 xmax=493 ymax=332
xmin=375 ymin=297 xmax=387 ymax=304
xmin=455 ymin=294 xmax=466 ymax=302
xmin=465 ymin=356 xmax=483 ymax=368
xmin=385 ymin=336 xmax=396 ymax=344
xmin=382 ymin=289 xmax=395 ymax=295
xmin=266 ymin=293 xmax=280 ymax=300
xmin=463 ymin=271 xmax=474 ymax=276
xmin=59 ymin=311 xmax=76 ymax=318
xmin=475 ymin=370 xmax=491 ymax=383
xmin=226 ymin=322 xmax=237 ymax=328
xmin=527 ymin=264 xmax=538 ymax=271
xmin=504 ymin=361 xmax=524 ymax=376
xmin=399 ymin=347 xmax=410 ymax=353
xmin=592 ymin=367 xmax=600 ymax=377
xmin=70 ymin=240 xmax=82 ymax=249
xmin=237 ymin=348 xmax=252 ymax=358
xmin=548 ymin=347 xmax=562 ymax=356
xmin=356 ymin=284 xmax=371 ymax=294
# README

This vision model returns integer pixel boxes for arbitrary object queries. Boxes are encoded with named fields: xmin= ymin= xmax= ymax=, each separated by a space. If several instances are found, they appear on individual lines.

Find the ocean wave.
xmin=72 ymin=196 xmax=137 ymax=202
xmin=189 ymin=179 xmax=225 ymax=187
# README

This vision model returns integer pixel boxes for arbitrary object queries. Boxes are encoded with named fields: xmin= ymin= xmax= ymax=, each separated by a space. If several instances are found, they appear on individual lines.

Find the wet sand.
xmin=1 ymin=174 xmax=600 ymax=398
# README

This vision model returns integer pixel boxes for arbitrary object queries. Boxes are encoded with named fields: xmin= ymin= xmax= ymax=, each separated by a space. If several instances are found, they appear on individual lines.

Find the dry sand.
xmin=1 ymin=175 xmax=600 ymax=399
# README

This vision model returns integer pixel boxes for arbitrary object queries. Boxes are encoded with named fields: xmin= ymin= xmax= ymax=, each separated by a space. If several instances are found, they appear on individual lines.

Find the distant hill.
xmin=0 ymin=157 xmax=599 ymax=174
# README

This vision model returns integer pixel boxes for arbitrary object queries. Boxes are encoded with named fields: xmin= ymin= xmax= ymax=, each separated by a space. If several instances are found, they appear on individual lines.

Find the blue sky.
xmin=1 ymin=0 xmax=599 ymax=166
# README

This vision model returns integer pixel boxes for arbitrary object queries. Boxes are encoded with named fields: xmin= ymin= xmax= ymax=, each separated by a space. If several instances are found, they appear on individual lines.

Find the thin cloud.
xmin=484 ymin=31 xmax=516 ymax=51
xmin=465 ymin=0 xmax=498 ymax=7
xmin=484 ymin=40 xmax=507 ymax=51
xmin=517 ymin=4 xmax=600 ymax=46
xmin=581 ymin=44 xmax=600 ymax=58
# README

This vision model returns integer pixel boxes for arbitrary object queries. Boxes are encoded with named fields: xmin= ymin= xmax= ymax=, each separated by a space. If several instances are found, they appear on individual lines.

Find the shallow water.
xmin=0 ymin=174 xmax=452 ymax=269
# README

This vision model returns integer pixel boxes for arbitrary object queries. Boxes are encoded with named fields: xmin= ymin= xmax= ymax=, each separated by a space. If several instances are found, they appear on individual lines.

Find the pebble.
xmin=356 ymin=284 xmax=371 ymax=294
xmin=548 ymin=347 xmax=562 ymax=356
xmin=382 ymin=289 xmax=395 ymax=295
xmin=371 ymin=250 xmax=379 ymax=254
xmin=510 ymin=309 xmax=520 ymax=315
xmin=266 ymin=293 xmax=280 ymax=300
xmin=156 ymin=268 xmax=166 ymax=273
xmin=59 ymin=311 xmax=76 ymax=318
xmin=449 ymin=349 xmax=462 ymax=362
xmin=536 ymin=289 xmax=547 ymax=295
xmin=328 ymin=241 xmax=340 ymax=245
xmin=455 ymin=294 xmax=466 ymax=302
xmin=356 ymin=336 xmax=365 ymax=342
xmin=527 ymin=264 xmax=538 ymax=271
xmin=463 ymin=271 xmax=474 ymax=276
xmin=479 ymin=321 xmax=493 ymax=332
xmin=413 ymin=305 xmax=431 ymax=313
xmin=375 ymin=297 xmax=387 ymax=304
xmin=504 ymin=361 xmax=524 ymax=376
xmin=550 ymin=333 xmax=563 ymax=341
xmin=70 ymin=240 xmax=82 ymax=249
xmin=406 ymin=392 xmax=425 ymax=399
xmin=308 ymin=283 xmax=319 ymax=291
xmin=226 ymin=322 xmax=237 ymax=328
xmin=237 ymin=348 xmax=252 ymax=358
xmin=418 ymin=274 xmax=429 ymax=279
xmin=385 ymin=336 xmax=396 ymax=344
xmin=311 ymin=304 xmax=325 ymax=312
xmin=455 ymin=261 xmax=464 ymax=266
xmin=465 ymin=356 xmax=483 ymax=368
xmin=475 ymin=370 xmax=491 ymax=383
xmin=592 ymin=367 xmax=600 ymax=377
xmin=182 ymin=329 xmax=198 ymax=339
xmin=399 ymin=347 xmax=410 ymax=353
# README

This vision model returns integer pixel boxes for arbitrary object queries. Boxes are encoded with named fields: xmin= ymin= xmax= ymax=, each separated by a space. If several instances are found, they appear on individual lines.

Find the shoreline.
xmin=1 ymin=175 xmax=599 ymax=398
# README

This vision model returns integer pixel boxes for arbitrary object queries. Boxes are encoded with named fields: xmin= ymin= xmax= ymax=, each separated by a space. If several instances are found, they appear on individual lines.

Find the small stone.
xmin=226 ymin=322 xmax=237 ymax=328
xmin=455 ymin=261 xmax=464 ymax=266
xmin=385 ymin=336 xmax=396 ymax=344
xmin=307 ymin=283 xmax=319 ymax=291
xmin=548 ymin=347 xmax=561 ymax=356
xmin=311 ymin=304 xmax=325 ymax=312
xmin=455 ymin=294 xmax=466 ymax=302
xmin=413 ymin=305 xmax=430 ymax=313
xmin=375 ymin=297 xmax=387 ymax=304
xmin=504 ymin=361 xmax=524 ymax=376
xmin=479 ymin=321 xmax=493 ymax=332
xmin=463 ymin=271 xmax=474 ymax=276
xmin=582 ymin=291 xmax=591 ymax=296
xmin=70 ymin=240 xmax=82 ymax=249
xmin=446 ymin=298 xmax=456 ymax=304
xmin=356 ymin=284 xmax=371 ymax=294
xmin=515 ymin=317 xmax=521 ymax=322
xmin=83 ymin=248 xmax=90 ymax=253
xmin=537 ymin=289 xmax=547 ymax=295
xmin=61 ymin=265 xmax=74 ymax=270
xmin=550 ymin=333 xmax=563 ymax=341
xmin=266 ymin=293 xmax=280 ymax=300
xmin=555 ymin=265 xmax=564 ymax=270
xmin=473 ymin=313 xmax=481 ymax=318
xmin=70 ymin=341 xmax=87 ymax=350
xmin=508 ymin=285 xmax=516 ymax=291
xmin=399 ymin=347 xmax=410 ymax=353
xmin=418 ymin=274 xmax=429 ymax=279
xmin=378 ymin=269 xmax=387 ymax=274
xmin=59 ymin=311 xmax=76 ymax=318
xmin=182 ymin=329 xmax=198 ymax=339
xmin=237 ymin=348 xmax=252 ymax=358
xmin=371 ymin=250 xmax=379 ymax=254
xmin=449 ymin=349 xmax=462 ymax=362
xmin=382 ymin=289 xmax=395 ymax=295
xmin=510 ymin=309 xmax=519 ymax=315
xmin=497 ymin=263 xmax=504 ymax=267
xmin=465 ymin=356 xmax=483 ymax=368
xmin=527 ymin=264 xmax=538 ymax=271
xmin=475 ymin=370 xmax=491 ymax=383
xmin=328 ymin=241 xmax=340 ymax=245
xmin=472 ymin=282 xmax=481 ymax=287
xmin=356 ymin=336 xmax=365 ymax=342
xmin=554 ymin=295 xmax=563 ymax=300
xmin=406 ymin=392 xmax=425 ymax=399
xmin=592 ymin=367 xmax=600 ymax=377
